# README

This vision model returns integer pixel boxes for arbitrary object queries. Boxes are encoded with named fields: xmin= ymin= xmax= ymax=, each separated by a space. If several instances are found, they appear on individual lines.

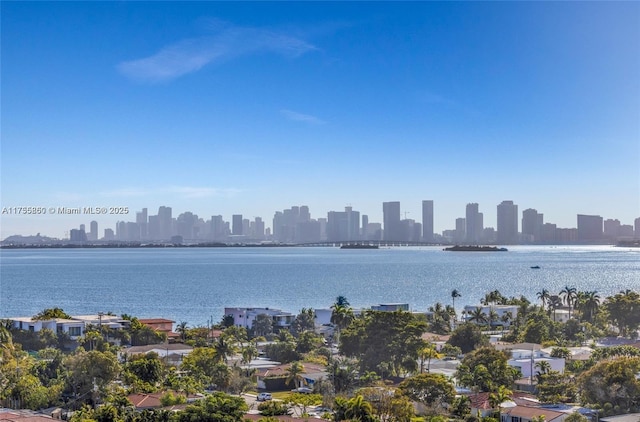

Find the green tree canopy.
xmin=456 ymin=347 xmax=518 ymax=392
xmin=32 ymin=307 xmax=71 ymax=320
xmin=578 ymin=356 xmax=640 ymax=413
xmin=398 ymin=373 xmax=456 ymax=409
xmin=175 ymin=392 xmax=248 ymax=422
xmin=340 ymin=310 xmax=427 ymax=376
xmin=447 ymin=323 xmax=488 ymax=354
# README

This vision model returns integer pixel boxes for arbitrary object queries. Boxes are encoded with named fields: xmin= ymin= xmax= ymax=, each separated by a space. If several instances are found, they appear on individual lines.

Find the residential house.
xmin=255 ymin=362 xmax=327 ymax=391
xmin=7 ymin=317 xmax=85 ymax=340
xmin=500 ymin=405 xmax=568 ymax=422
xmin=224 ymin=307 xmax=295 ymax=331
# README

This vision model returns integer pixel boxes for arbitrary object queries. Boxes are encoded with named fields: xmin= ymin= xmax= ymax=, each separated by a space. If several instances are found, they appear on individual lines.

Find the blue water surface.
xmin=1 ymin=245 xmax=638 ymax=326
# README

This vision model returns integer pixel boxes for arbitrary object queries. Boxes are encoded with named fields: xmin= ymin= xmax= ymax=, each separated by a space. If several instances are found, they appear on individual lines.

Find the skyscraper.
xmin=521 ymin=208 xmax=543 ymax=243
xmin=232 ymin=214 xmax=243 ymax=236
xmin=577 ymin=214 xmax=603 ymax=243
xmin=497 ymin=200 xmax=518 ymax=244
xmin=422 ymin=200 xmax=434 ymax=242
xmin=383 ymin=201 xmax=401 ymax=241
xmin=158 ymin=206 xmax=172 ymax=240
xmin=89 ymin=220 xmax=98 ymax=241
xmin=465 ymin=203 xmax=483 ymax=244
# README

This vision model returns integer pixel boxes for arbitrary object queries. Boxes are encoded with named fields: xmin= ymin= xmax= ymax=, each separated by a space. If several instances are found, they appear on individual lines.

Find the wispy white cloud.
xmin=100 ymin=186 xmax=241 ymax=199
xmin=280 ymin=109 xmax=325 ymax=125
xmin=117 ymin=19 xmax=317 ymax=83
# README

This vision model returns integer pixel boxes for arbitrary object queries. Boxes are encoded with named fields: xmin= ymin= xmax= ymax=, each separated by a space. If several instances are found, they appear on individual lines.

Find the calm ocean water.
xmin=1 ymin=246 xmax=638 ymax=327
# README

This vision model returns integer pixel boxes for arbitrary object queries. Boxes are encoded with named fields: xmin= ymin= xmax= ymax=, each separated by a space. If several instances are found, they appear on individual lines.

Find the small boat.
xmin=530 ymin=265 xmax=541 ymax=269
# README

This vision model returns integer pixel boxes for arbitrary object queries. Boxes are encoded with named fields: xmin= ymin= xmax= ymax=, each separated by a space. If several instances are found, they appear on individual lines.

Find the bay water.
xmin=1 ymin=245 xmax=638 ymax=327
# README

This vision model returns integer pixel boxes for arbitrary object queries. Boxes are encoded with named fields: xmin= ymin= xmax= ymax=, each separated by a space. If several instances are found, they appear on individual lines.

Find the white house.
xmin=507 ymin=348 xmax=565 ymax=378
xmin=8 ymin=317 xmax=86 ymax=339
xmin=224 ymin=307 xmax=295 ymax=330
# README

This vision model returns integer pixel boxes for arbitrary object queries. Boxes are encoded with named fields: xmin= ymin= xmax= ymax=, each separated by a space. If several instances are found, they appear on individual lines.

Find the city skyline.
xmin=2 ymin=2 xmax=639 ymax=240
xmin=3 ymin=199 xmax=638 ymax=244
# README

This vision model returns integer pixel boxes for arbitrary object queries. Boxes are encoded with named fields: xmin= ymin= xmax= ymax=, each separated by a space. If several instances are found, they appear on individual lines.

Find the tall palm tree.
xmin=214 ymin=334 xmax=237 ymax=364
xmin=451 ymin=289 xmax=461 ymax=314
xmin=560 ymin=286 xmax=578 ymax=318
xmin=549 ymin=295 xmax=563 ymax=321
xmin=537 ymin=289 xmax=550 ymax=310
xmin=580 ymin=291 xmax=601 ymax=323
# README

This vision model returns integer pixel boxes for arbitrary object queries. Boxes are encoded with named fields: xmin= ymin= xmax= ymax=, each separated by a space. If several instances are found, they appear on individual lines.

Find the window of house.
xmin=69 ymin=326 xmax=82 ymax=336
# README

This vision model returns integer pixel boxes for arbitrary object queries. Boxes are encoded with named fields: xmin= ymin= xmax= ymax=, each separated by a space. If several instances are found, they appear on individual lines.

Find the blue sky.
xmin=1 ymin=1 xmax=639 ymax=239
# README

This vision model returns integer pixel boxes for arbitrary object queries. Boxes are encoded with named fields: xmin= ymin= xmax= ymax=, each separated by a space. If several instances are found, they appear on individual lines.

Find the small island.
xmin=443 ymin=245 xmax=508 ymax=252
xmin=340 ymin=243 xmax=379 ymax=249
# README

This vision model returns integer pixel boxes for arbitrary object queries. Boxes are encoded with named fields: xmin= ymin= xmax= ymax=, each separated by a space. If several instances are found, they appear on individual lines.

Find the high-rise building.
xmin=604 ymin=219 xmax=621 ymax=240
xmin=326 ymin=207 xmax=360 ymax=242
xmin=497 ymin=200 xmax=518 ymax=244
xmin=158 ymin=206 xmax=172 ymax=240
xmin=422 ymin=200 xmax=434 ymax=242
xmin=577 ymin=214 xmax=603 ymax=243
xmin=210 ymin=215 xmax=226 ymax=241
xmin=521 ymin=209 xmax=542 ymax=243
xmin=465 ymin=203 xmax=483 ymax=244
xmin=232 ymin=214 xmax=243 ymax=236
xmin=635 ymin=217 xmax=640 ymax=238
xmin=383 ymin=201 xmax=402 ymax=241
xmin=455 ymin=218 xmax=466 ymax=243
xmin=89 ymin=220 xmax=98 ymax=241
xmin=136 ymin=208 xmax=148 ymax=239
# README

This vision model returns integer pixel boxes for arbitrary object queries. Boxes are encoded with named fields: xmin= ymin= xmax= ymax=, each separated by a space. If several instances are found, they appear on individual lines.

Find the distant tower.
xmin=521 ymin=209 xmax=542 ymax=243
xmin=90 ymin=220 xmax=98 ymax=241
xmin=232 ymin=214 xmax=243 ymax=235
xmin=383 ymin=201 xmax=401 ymax=241
xmin=465 ymin=203 xmax=483 ymax=244
xmin=422 ymin=200 xmax=434 ymax=242
xmin=497 ymin=200 xmax=518 ymax=244
xmin=577 ymin=214 xmax=603 ymax=243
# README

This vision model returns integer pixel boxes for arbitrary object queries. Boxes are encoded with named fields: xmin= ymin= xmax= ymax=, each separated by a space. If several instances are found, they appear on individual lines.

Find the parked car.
xmin=291 ymin=387 xmax=313 ymax=394
xmin=257 ymin=392 xmax=272 ymax=401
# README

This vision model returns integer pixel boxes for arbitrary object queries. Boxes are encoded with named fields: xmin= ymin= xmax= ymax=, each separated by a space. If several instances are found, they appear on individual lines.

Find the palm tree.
xmin=488 ymin=385 xmax=512 ymax=417
xmin=335 ymin=295 xmax=350 ymax=307
xmin=548 ymin=295 xmax=563 ymax=321
xmin=241 ymin=341 xmax=258 ymax=376
xmin=286 ymin=361 xmax=305 ymax=389
xmin=537 ymin=289 xmax=550 ymax=310
xmin=468 ymin=307 xmax=488 ymax=326
xmin=345 ymin=395 xmax=375 ymax=422
xmin=580 ymin=291 xmax=601 ymax=323
xmin=451 ymin=289 xmax=461 ymax=316
xmin=176 ymin=321 xmax=188 ymax=343
xmin=560 ymin=286 xmax=578 ymax=318
xmin=429 ymin=302 xmax=451 ymax=334
xmin=214 ymin=334 xmax=236 ymax=364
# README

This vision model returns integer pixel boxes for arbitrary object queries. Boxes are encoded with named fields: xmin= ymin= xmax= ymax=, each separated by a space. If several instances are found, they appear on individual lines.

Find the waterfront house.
xmin=7 ymin=317 xmax=86 ymax=340
xmin=224 ymin=307 xmax=295 ymax=331
xmin=138 ymin=318 xmax=178 ymax=340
